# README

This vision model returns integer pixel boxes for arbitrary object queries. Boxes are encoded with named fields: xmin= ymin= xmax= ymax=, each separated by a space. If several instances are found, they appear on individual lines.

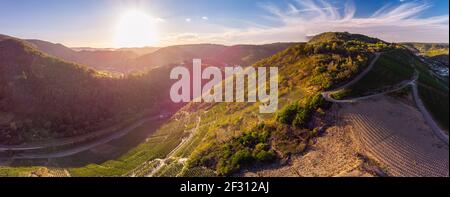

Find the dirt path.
xmin=411 ymin=82 xmax=449 ymax=144
xmin=245 ymin=52 xmax=448 ymax=177
xmin=322 ymin=53 xmax=381 ymax=102
xmin=324 ymin=71 xmax=418 ymax=103
xmin=321 ymin=52 xmax=447 ymax=145
xmin=125 ymin=116 xmax=201 ymax=177
xmin=0 ymin=115 xmax=164 ymax=151
xmin=6 ymin=115 xmax=164 ymax=159
xmin=144 ymin=117 xmax=200 ymax=177
xmin=245 ymin=95 xmax=449 ymax=177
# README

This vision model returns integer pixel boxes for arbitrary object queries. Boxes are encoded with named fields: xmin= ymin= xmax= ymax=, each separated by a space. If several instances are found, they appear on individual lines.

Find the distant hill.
xmin=26 ymin=39 xmax=79 ymax=60
xmin=127 ymin=43 xmax=297 ymax=73
xmin=26 ymin=39 xmax=139 ymax=72
xmin=402 ymin=43 xmax=449 ymax=67
xmin=115 ymin=47 xmax=160 ymax=56
xmin=0 ymin=35 xmax=173 ymax=145
xmin=209 ymin=43 xmax=298 ymax=67
xmin=127 ymin=44 xmax=226 ymax=72
xmin=402 ymin=43 xmax=449 ymax=56
xmin=0 ymin=33 xmax=296 ymax=146
xmin=0 ymin=34 xmax=299 ymax=145
xmin=308 ymin=32 xmax=386 ymax=44
xmin=25 ymin=38 xmax=296 ymax=74
xmin=71 ymin=47 xmax=160 ymax=56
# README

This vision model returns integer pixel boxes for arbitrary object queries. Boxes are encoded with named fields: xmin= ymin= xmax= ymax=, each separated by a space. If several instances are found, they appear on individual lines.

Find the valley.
xmin=0 ymin=32 xmax=448 ymax=177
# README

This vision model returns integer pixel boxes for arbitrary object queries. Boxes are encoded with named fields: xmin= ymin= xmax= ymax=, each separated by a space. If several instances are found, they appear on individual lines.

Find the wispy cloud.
xmin=162 ymin=0 xmax=448 ymax=45
xmin=155 ymin=17 xmax=165 ymax=22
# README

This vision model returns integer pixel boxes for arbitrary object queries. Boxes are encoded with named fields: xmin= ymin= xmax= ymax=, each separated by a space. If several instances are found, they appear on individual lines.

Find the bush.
xmin=230 ymin=149 xmax=254 ymax=167
xmin=255 ymin=150 xmax=276 ymax=162
xmin=277 ymin=94 xmax=327 ymax=129
xmin=292 ymin=108 xmax=310 ymax=128
xmin=276 ymin=102 xmax=299 ymax=125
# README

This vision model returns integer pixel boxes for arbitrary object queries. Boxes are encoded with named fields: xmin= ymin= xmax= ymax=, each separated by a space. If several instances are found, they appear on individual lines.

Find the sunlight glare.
xmin=114 ymin=10 xmax=159 ymax=48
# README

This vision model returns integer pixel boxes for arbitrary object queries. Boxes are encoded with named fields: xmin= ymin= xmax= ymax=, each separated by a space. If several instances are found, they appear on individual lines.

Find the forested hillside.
xmin=403 ymin=43 xmax=449 ymax=67
xmin=125 ymin=43 xmax=298 ymax=73
xmin=27 ymin=39 xmax=297 ymax=74
xmin=0 ymin=35 xmax=173 ymax=145
xmin=0 ymin=34 xmax=298 ymax=145
xmin=26 ymin=39 xmax=139 ymax=72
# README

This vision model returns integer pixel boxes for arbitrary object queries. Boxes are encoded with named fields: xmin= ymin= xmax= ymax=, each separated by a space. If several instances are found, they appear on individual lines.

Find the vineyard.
xmin=341 ymin=97 xmax=449 ymax=177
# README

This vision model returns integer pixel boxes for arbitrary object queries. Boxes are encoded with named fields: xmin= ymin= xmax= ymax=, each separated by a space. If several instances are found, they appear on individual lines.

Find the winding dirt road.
xmin=320 ymin=51 xmax=448 ymax=177
xmin=0 ymin=115 xmax=165 ymax=151
xmin=320 ymin=52 xmax=447 ymax=145
xmin=2 ymin=115 xmax=165 ymax=159
xmin=321 ymin=53 xmax=381 ymax=103
xmin=124 ymin=116 xmax=201 ymax=177
xmin=411 ymin=83 xmax=449 ymax=144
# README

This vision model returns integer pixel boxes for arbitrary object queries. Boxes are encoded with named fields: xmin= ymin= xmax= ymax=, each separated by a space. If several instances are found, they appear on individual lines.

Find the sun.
xmin=114 ymin=11 xmax=159 ymax=48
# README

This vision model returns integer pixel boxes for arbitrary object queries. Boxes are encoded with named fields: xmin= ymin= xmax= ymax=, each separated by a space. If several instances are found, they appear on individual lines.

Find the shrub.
xmin=230 ymin=149 xmax=254 ymax=167
xmin=292 ymin=108 xmax=310 ymax=128
xmin=276 ymin=102 xmax=299 ymax=125
xmin=255 ymin=150 xmax=276 ymax=162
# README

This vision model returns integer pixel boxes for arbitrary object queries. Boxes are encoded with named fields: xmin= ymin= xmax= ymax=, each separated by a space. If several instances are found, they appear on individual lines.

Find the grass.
xmin=181 ymin=166 xmax=217 ymax=177
xmin=153 ymin=161 xmax=184 ymax=177
xmin=331 ymin=48 xmax=448 ymax=131
xmin=0 ymin=166 xmax=41 ymax=177
xmin=411 ymin=53 xmax=449 ymax=131
xmin=417 ymin=85 xmax=449 ymax=132
xmin=66 ymin=115 xmax=192 ymax=176
xmin=331 ymin=50 xmax=415 ymax=99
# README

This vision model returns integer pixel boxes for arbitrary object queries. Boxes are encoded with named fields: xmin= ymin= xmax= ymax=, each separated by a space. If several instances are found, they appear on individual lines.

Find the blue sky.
xmin=0 ymin=0 xmax=448 ymax=47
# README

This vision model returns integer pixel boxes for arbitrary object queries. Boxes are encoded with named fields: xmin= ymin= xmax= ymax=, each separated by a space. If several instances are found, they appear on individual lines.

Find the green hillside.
xmin=412 ymin=54 xmax=449 ymax=131
xmin=331 ymin=43 xmax=448 ymax=131
xmin=62 ymin=32 xmax=395 ymax=177
xmin=403 ymin=43 xmax=449 ymax=57
xmin=403 ymin=43 xmax=449 ymax=66
xmin=128 ymin=43 xmax=297 ymax=73
xmin=331 ymin=49 xmax=415 ymax=99
xmin=184 ymin=33 xmax=394 ymax=175
xmin=3 ymin=32 xmax=444 ymax=177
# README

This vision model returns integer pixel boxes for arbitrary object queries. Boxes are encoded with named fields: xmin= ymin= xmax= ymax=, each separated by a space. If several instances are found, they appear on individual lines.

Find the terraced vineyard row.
xmin=345 ymin=113 xmax=449 ymax=177
xmin=153 ymin=161 xmax=184 ymax=177
xmin=47 ymin=167 xmax=70 ymax=177
xmin=181 ymin=167 xmax=217 ymax=177
xmin=125 ymin=160 xmax=160 ymax=177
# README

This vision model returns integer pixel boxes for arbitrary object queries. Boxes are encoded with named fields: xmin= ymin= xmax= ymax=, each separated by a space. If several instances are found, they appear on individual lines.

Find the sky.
xmin=0 ymin=0 xmax=448 ymax=47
